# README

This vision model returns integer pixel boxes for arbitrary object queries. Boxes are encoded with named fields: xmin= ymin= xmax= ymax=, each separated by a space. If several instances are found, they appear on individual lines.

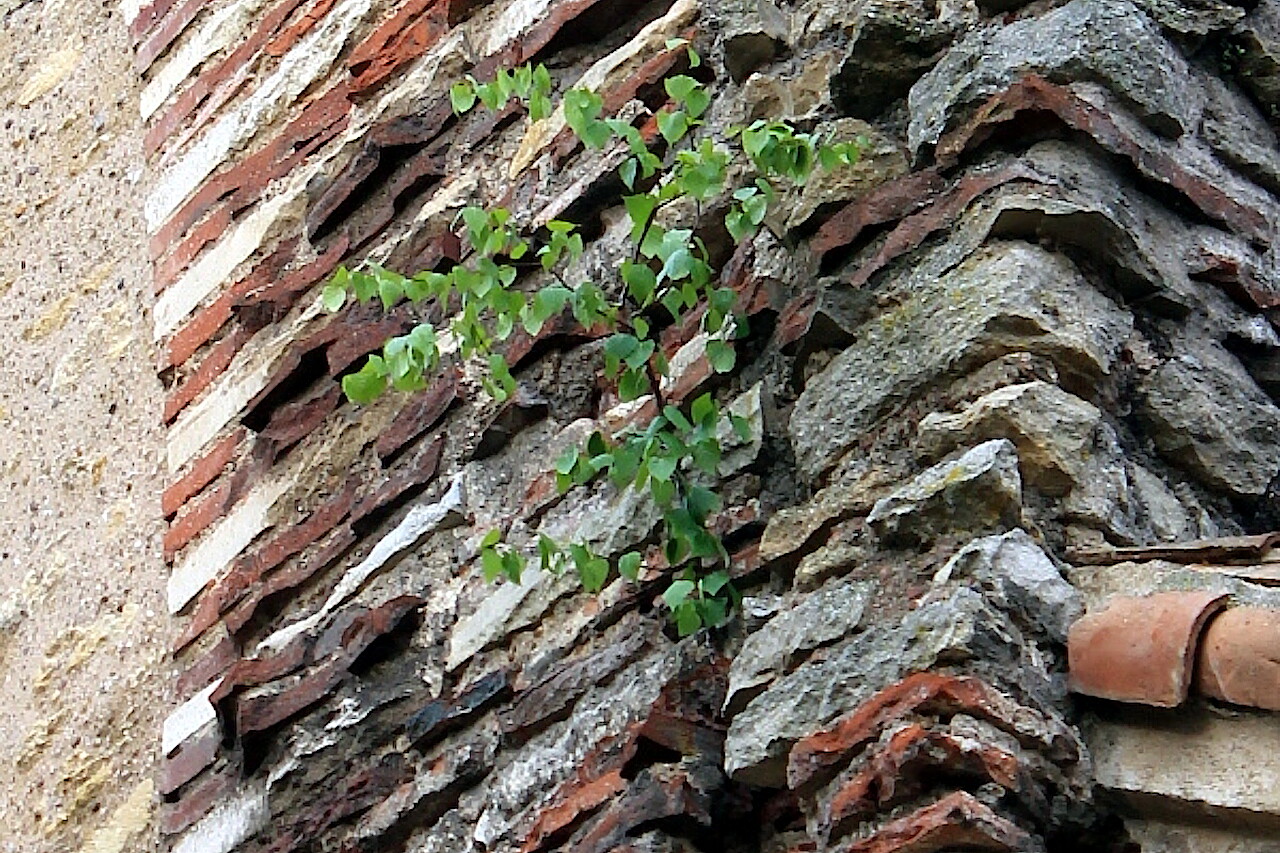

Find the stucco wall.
xmin=0 ymin=1 xmax=168 ymax=850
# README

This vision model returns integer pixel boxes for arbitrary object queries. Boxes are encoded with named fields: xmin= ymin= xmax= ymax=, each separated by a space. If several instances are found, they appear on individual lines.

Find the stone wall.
xmin=131 ymin=0 xmax=1280 ymax=851
xmin=0 ymin=1 xmax=170 ymax=851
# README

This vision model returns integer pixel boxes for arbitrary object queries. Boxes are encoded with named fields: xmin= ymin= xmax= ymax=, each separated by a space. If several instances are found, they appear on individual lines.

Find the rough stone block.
xmin=1138 ymin=341 xmax=1280 ymax=499
xmin=867 ymin=439 xmax=1022 ymax=547
xmin=789 ymin=241 xmax=1130 ymax=480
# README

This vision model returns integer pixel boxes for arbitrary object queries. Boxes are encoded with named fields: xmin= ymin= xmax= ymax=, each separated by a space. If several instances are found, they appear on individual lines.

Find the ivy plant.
xmin=322 ymin=44 xmax=863 ymax=635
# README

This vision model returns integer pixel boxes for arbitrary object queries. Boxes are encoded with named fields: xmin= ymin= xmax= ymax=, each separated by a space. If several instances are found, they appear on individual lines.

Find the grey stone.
xmin=918 ymin=382 xmax=1104 ymax=497
xmin=472 ymin=645 xmax=687 ymax=847
xmin=1138 ymin=341 xmax=1280 ymax=498
xmin=867 ymin=439 xmax=1022 ymax=547
xmin=724 ymin=587 xmax=1037 ymax=786
xmin=1128 ymin=464 xmax=1196 ymax=543
xmin=1134 ymin=0 xmax=1245 ymax=34
xmin=826 ymin=0 xmax=962 ymax=119
xmin=1235 ymin=0 xmax=1280 ymax=115
xmin=719 ymin=0 xmax=790 ymax=82
xmin=917 ymin=379 xmax=1155 ymax=541
xmin=909 ymin=0 xmax=1201 ymax=154
xmin=789 ymin=241 xmax=1131 ymax=480
xmin=935 ymin=529 xmax=1082 ymax=643
xmin=725 ymin=577 xmax=873 ymax=712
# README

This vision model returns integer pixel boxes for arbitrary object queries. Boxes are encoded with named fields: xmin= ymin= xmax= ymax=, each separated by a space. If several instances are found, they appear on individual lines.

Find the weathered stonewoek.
xmin=139 ymin=0 xmax=1280 ymax=851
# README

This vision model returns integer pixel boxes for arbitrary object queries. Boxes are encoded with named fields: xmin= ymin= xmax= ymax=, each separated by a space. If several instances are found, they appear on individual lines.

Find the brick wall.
xmin=135 ymin=0 xmax=1280 ymax=851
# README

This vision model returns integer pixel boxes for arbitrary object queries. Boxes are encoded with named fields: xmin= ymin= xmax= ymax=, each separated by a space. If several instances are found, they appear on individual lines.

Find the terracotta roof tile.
xmin=1195 ymin=606 xmax=1280 ymax=712
xmin=1068 ymin=590 xmax=1228 ymax=707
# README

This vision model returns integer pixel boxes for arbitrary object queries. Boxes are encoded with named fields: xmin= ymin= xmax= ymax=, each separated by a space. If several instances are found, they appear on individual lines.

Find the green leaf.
xmin=556 ymin=445 xmax=579 ymax=475
xmin=657 ymin=109 xmax=689 ymax=145
xmin=731 ymin=413 xmax=753 ymax=442
xmin=662 ymin=405 xmax=692 ymax=432
xmin=538 ymin=534 xmax=562 ymax=574
xmin=675 ymin=600 xmax=701 ymax=636
xmin=664 ymin=75 xmax=698 ymax=103
xmin=618 ymin=551 xmax=642 ymax=581
xmin=685 ymin=86 xmax=710 ymax=119
xmin=579 ymin=554 xmax=609 ymax=592
xmin=698 ymin=595 xmax=727 ymax=629
xmin=686 ymin=484 xmax=720 ymax=524
xmin=725 ymin=208 xmax=750 ymax=244
xmin=706 ymin=339 xmax=736 ymax=373
xmin=649 ymin=454 xmax=677 ymax=482
xmin=451 ymin=80 xmax=477 ymax=114
xmin=690 ymin=393 xmax=716 ymax=427
xmin=481 ymin=528 xmax=502 ymax=549
xmin=619 ymin=157 xmax=638 ymax=190
xmin=621 ymin=260 xmax=657 ymax=306
xmin=321 ymin=282 xmax=347 ymax=312
xmin=342 ymin=357 xmax=389 ymax=405
xmin=663 ymin=579 xmax=696 ymax=609
xmin=623 ymin=194 xmax=658 ymax=242
xmin=700 ymin=569 xmax=730 ymax=596
xmin=619 ymin=367 xmax=649 ymax=402
xmin=481 ymin=547 xmax=505 ymax=582
xmin=502 ymin=550 xmax=525 ymax=583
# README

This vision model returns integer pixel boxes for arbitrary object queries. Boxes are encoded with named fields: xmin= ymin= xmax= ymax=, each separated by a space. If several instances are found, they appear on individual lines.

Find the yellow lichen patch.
xmin=23 ymin=293 xmax=77 ymax=341
xmin=21 ymin=261 xmax=114 ymax=342
xmin=32 ymin=603 xmax=139 ymax=694
xmin=17 ymin=707 xmax=68 ymax=769
xmin=40 ymin=748 xmax=112 ymax=837
xmin=78 ymin=779 xmax=154 ymax=853
xmin=17 ymin=44 xmax=82 ymax=106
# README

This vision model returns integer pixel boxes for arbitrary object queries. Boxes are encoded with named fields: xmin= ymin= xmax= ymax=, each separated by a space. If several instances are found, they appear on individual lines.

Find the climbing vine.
xmin=322 ymin=43 xmax=863 ymax=635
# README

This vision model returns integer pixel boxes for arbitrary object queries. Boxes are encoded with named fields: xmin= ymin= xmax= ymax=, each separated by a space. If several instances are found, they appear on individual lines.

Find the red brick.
xmin=1195 ymin=606 xmax=1280 ymax=711
xmin=346 ymin=0 xmax=450 ymax=98
xmin=259 ymin=383 xmax=343 ymax=462
xmin=133 ymin=0 xmax=205 ymax=73
xmin=164 ymin=479 xmax=234 ymax=562
xmin=211 ymin=637 xmax=309 ymax=704
xmin=149 ymin=84 xmax=351 ymax=257
xmin=159 ymin=721 xmax=221 ymax=795
xmin=936 ymin=75 xmax=1271 ymax=244
xmin=823 ymin=724 xmax=1025 ymax=839
xmin=809 ymin=169 xmax=946 ymax=260
xmin=222 ymin=522 xmax=356 ymax=637
xmin=238 ymin=233 xmax=348 ymax=314
xmin=129 ymin=0 xmax=182 ymax=43
xmin=1068 ymin=590 xmax=1228 ymax=707
xmin=164 ymin=289 xmax=235 ymax=370
xmin=266 ymin=0 xmax=337 ymax=57
xmin=352 ymin=433 xmax=446 ymax=522
xmin=175 ymin=631 xmax=238 ymax=697
xmin=232 ymin=596 xmax=422 ymax=734
xmin=521 ymin=770 xmax=626 ymax=853
xmin=788 ymin=673 xmax=1075 ymax=792
xmin=164 ymin=327 xmax=252 ymax=422
xmin=159 ymin=768 xmax=236 ymax=835
xmin=374 ymin=369 xmax=458 ymax=458
xmin=844 ymin=790 xmax=1030 ymax=853
xmin=162 ymin=428 xmax=247 ymax=518
xmin=173 ymin=486 xmax=356 ymax=652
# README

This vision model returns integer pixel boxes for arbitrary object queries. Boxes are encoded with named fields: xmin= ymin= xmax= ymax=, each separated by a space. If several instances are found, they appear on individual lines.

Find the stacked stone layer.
xmin=134 ymin=0 xmax=1280 ymax=850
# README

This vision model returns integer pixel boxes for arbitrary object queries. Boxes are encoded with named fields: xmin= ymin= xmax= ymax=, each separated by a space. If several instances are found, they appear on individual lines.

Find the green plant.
xmin=322 ymin=44 xmax=863 ymax=635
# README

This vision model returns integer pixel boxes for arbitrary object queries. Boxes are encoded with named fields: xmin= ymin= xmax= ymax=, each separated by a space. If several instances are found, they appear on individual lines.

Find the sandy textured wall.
xmin=0 ymin=1 xmax=168 ymax=850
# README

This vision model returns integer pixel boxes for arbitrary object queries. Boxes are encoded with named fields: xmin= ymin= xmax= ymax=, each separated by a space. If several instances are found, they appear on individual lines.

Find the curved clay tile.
xmin=1195 ymin=606 xmax=1280 ymax=712
xmin=1068 ymin=591 xmax=1228 ymax=707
